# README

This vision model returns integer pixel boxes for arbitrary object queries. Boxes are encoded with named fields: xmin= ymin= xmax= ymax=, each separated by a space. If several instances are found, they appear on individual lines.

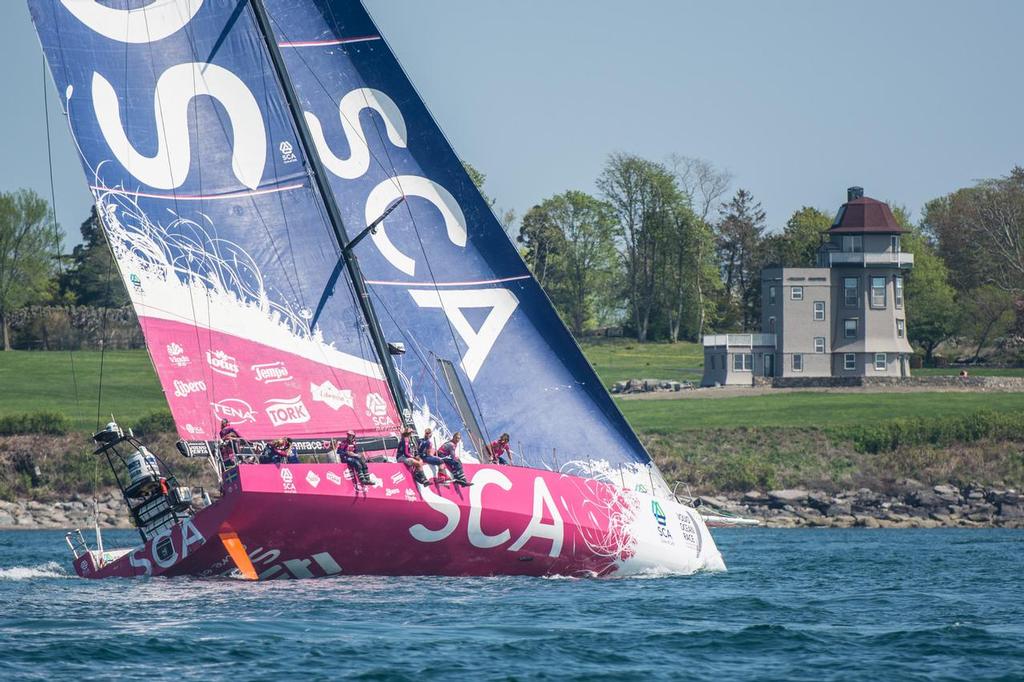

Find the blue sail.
xmin=28 ymin=0 xmax=403 ymax=442
xmin=260 ymin=1 xmax=654 ymax=472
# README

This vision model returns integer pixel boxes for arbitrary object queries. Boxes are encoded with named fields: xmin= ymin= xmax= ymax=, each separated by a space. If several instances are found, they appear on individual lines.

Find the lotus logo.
xmin=310 ymin=380 xmax=353 ymax=411
xmin=365 ymin=392 xmax=388 ymax=417
xmin=265 ymin=396 xmax=311 ymax=427
xmin=252 ymin=361 xmax=292 ymax=384
xmin=173 ymin=379 xmax=207 ymax=398
xmin=206 ymin=349 xmax=240 ymax=378
xmin=651 ymin=500 xmax=667 ymax=527
xmin=211 ymin=398 xmax=257 ymax=423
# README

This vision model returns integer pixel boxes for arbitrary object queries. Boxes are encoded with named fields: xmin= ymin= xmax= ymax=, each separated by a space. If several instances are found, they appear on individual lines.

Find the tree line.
xmin=2 ymin=162 xmax=1023 ymax=364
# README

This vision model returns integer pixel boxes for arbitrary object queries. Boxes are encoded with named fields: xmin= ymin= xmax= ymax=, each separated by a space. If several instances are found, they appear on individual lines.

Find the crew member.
xmin=218 ymin=418 xmax=243 ymax=468
xmin=438 ymin=432 xmax=472 ymax=487
xmin=335 ymin=431 xmax=372 ymax=486
xmin=417 ymin=427 xmax=450 ymax=484
xmin=396 ymin=427 xmax=430 ymax=486
xmin=488 ymin=433 xmax=514 ymax=466
xmin=262 ymin=437 xmax=294 ymax=464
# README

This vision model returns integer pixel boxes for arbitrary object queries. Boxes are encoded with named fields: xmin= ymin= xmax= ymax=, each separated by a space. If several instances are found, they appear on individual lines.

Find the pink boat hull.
xmin=71 ymin=462 xmax=725 ymax=579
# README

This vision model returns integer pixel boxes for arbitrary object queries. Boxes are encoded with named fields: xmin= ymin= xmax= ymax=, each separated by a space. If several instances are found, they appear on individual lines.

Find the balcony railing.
xmin=703 ymin=333 xmax=777 ymax=348
xmin=826 ymin=252 xmax=915 ymax=267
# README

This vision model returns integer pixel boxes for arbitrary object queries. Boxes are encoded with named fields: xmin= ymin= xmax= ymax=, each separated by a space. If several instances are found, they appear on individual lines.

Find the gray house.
xmin=702 ymin=187 xmax=914 ymax=386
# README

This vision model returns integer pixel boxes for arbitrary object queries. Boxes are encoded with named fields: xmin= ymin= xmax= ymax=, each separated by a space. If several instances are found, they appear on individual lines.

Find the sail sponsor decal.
xmin=280 ymin=467 xmax=297 ymax=494
xmin=310 ymin=380 xmax=353 ymax=411
xmin=127 ymin=517 xmax=205 ymax=577
xmin=173 ymin=379 xmax=207 ymax=398
xmin=166 ymin=343 xmax=190 ymax=367
xmin=265 ymin=396 xmax=310 ymax=427
xmin=212 ymin=398 xmax=257 ymax=424
xmin=206 ymin=350 xmax=240 ymax=378
xmin=252 ymin=361 xmax=292 ymax=384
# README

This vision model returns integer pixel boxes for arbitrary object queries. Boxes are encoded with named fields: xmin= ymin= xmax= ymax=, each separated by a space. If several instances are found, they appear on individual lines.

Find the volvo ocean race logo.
xmin=252 ymin=361 xmax=292 ymax=384
xmin=166 ymin=343 xmax=190 ymax=367
xmin=310 ymin=380 xmax=353 ymax=411
xmin=651 ymin=500 xmax=667 ymax=527
xmin=211 ymin=398 xmax=256 ymax=424
xmin=265 ymin=396 xmax=310 ymax=427
xmin=173 ymin=379 xmax=207 ymax=398
xmin=206 ymin=349 xmax=240 ymax=378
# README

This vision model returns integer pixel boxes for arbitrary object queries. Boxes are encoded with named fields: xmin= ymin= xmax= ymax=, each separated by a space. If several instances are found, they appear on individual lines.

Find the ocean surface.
xmin=0 ymin=529 xmax=1022 ymax=681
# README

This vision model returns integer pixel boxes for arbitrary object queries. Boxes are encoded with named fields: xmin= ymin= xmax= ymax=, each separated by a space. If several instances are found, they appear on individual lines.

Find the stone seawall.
xmin=0 ymin=492 xmax=131 ymax=529
xmin=773 ymin=375 xmax=1024 ymax=390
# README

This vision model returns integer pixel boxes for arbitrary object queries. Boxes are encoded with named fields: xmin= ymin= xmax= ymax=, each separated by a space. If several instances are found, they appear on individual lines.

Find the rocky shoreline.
xmin=1 ymin=482 xmax=1022 ymax=531
xmin=699 ymin=481 xmax=1024 ymax=528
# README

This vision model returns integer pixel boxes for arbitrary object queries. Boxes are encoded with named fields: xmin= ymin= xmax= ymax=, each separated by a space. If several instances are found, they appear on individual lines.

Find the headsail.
xmin=259 ymin=1 xmax=657 ymax=475
xmin=29 ymin=0 xmax=402 ymax=442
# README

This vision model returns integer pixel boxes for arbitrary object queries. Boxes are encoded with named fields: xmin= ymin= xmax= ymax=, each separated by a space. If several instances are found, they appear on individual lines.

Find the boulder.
xmin=933 ymin=483 xmax=959 ymax=496
xmin=0 ymin=511 xmax=15 ymax=526
xmin=825 ymin=503 xmax=852 ymax=518
xmin=855 ymin=515 xmax=881 ymax=528
xmin=998 ymin=503 xmax=1024 ymax=519
xmin=768 ymin=489 xmax=809 ymax=504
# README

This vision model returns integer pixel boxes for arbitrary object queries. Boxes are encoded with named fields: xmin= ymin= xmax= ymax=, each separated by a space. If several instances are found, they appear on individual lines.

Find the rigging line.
xmin=42 ymin=55 xmax=82 ymax=423
xmin=94 ymin=247 xmax=114 ymax=432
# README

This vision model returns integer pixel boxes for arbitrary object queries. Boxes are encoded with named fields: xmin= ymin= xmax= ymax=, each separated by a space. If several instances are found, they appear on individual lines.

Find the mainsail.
xmin=258 ymin=1 xmax=657 ymax=474
xmin=30 ymin=0 xmax=402 ymax=443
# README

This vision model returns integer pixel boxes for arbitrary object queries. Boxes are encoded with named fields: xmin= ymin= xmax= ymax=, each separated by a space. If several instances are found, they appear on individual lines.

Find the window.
xmin=844 ymin=319 xmax=858 ymax=339
xmin=897 ymin=319 xmax=905 ymax=338
xmin=814 ymin=337 xmax=826 ymax=353
xmin=791 ymin=286 xmax=804 ymax=301
xmin=844 ymin=353 xmax=856 ymax=371
xmin=768 ymin=316 xmax=776 ymax=334
xmin=792 ymin=354 xmax=803 ymax=372
xmin=875 ymin=353 xmax=887 ymax=371
xmin=891 ymin=235 xmax=900 ymax=253
xmin=844 ymin=277 xmax=859 ymax=307
xmin=813 ymin=301 xmax=826 ymax=321
xmin=733 ymin=353 xmax=752 ymax=371
xmin=895 ymin=276 xmax=904 ymax=308
xmin=842 ymin=235 xmax=863 ymax=253
xmin=769 ymin=286 xmax=777 ymax=305
xmin=870 ymin=276 xmax=886 ymax=308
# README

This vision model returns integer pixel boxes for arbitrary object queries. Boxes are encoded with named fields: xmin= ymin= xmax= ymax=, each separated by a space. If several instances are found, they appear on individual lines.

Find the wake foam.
xmin=0 ymin=562 xmax=69 ymax=581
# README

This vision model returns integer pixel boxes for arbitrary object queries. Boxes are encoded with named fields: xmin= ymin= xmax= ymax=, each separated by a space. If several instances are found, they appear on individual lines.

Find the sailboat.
xmin=32 ymin=0 xmax=724 ymax=579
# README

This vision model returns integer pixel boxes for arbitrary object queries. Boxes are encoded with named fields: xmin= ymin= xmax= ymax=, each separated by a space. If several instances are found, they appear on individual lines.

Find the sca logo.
xmin=651 ymin=500 xmax=667 ymax=527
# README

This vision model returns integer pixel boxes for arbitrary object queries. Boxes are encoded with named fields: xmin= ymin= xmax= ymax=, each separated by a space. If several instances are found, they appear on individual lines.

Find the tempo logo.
xmin=265 ymin=396 xmax=311 ymax=427
xmin=252 ymin=361 xmax=292 ymax=384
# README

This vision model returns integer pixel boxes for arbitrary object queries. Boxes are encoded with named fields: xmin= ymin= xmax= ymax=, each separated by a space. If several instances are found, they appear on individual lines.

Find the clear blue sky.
xmin=3 ymin=0 xmax=1022 ymax=244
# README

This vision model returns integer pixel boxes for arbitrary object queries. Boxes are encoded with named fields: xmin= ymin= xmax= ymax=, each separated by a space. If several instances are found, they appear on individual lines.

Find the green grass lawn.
xmin=618 ymin=391 xmax=1024 ymax=434
xmin=913 ymin=367 xmax=1024 ymax=377
xmin=0 ymin=350 xmax=166 ymax=431
xmin=580 ymin=338 xmax=704 ymax=386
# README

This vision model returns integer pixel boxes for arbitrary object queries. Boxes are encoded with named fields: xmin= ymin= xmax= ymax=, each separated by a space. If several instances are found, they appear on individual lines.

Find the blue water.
xmin=1 ymin=529 xmax=1022 ymax=681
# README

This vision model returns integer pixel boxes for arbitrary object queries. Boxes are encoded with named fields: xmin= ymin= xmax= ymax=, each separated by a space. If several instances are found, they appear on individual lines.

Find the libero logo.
xmin=211 ymin=398 xmax=257 ymax=424
xmin=206 ymin=349 xmax=240 ymax=378
xmin=310 ymin=380 xmax=353 ymax=411
xmin=265 ymin=396 xmax=311 ymax=427
xmin=173 ymin=379 xmax=207 ymax=398
xmin=252 ymin=361 xmax=292 ymax=384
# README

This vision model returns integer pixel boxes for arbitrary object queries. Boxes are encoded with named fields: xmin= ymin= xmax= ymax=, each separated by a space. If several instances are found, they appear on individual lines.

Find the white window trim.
xmin=792 ymin=353 xmax=803 ymax=372
xmin=733 ymin=353 xmax=753 ymax=372
xmin=791 ymin=286 xmax=804 ymax=301
xmin=897 ymin=319 xmax=905 ymax=338
xmin=874 ymin=353 xmax=887 ymax=371
xmin=844 ymin=353 xmax=856 ymax=371
xmin=814 ymin=337 xmax=826 ymax=354
xmin=870 ymin=276 xmax=887 ymax=309
xmin=895 ymin=276 xmax=904 ymax=309
xmin=844 ymin=278 xmax=859 ymax=307
xmin=844 ymin=319 xmax=858 ymax=339
xmin=813 ymin=301 xmax=826 ymax=321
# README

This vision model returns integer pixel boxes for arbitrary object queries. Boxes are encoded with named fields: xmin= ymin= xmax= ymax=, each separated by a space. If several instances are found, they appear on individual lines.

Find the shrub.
xmin=0 ymin=412 xmax=71 ymax=436
xmin=837 ymin=411 xmax=1024 ymax=454
xmin=131 ymin=410 xmax=175 ymax=437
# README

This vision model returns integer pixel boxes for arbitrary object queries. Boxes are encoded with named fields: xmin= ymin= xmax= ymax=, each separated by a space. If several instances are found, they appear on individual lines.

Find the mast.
xmin=248 ymin=0 xmax=413 ymax=428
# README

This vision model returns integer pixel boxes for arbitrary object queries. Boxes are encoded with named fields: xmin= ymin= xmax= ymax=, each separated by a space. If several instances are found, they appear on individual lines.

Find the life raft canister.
xmin=126 ymin=447 xmax=160 ymax=489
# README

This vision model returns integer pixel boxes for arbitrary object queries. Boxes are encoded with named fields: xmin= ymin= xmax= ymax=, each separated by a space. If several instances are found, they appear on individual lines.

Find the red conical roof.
xmin=829 ymin=195 xmax=906 ymax=234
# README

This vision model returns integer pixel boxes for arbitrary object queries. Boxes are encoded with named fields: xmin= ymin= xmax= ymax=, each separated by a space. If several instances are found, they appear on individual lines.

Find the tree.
xmin=716 ymin=189 xmax=767 ymax=329
xmin=597 ymin=153 xmax=677 ymax=342
xmin=463 ymin=160 xmax=517 ymax=235
xmin=0 ymin=190 xmax=61 ymax=350
xmin=902 ymin=229 xmax=960 ymax=364
xmin=59 ymin=206 xmax=128 ymax=308
xmin=762 ymin=206 xmax=831 ymax=268
xmin=961 ymin=285 xmax=1016 ymax=363
xmin=669 ymin=155 xmax=732 ymax=222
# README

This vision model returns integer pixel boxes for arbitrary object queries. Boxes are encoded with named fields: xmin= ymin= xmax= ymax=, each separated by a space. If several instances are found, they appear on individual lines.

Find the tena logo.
xmin=211 ymin=398 xmax=257 ymax=424
xmin=306 ymin=471 xmax=321 ymax=488
xmin=206 ymin=349 xmax=240 ymax=378
xmin=651 ymin=500 xmax=667 ymax=527
xmin=365 ymin=392 xmax=388 ymax=417
xmin=280 ymin=467 xmax=296 ymax=494
xmin=265 ymin=396 xmax=311 ymax=427
xmin=167 ymin=343 xmax=190 ymax=368
xmin=252 ymin=361 xmax=292 ymax=384
xmin=310 ymin=380 xmax=353 ymax=411
xmin=173 ymin=379 xmax=207 ymax=398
